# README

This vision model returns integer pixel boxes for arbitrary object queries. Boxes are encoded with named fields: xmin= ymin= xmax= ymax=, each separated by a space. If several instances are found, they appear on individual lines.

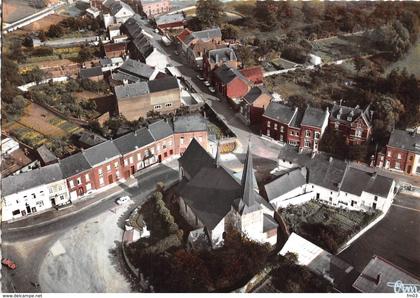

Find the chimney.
xmin=230 ymin=50 xmax=234 ymax=61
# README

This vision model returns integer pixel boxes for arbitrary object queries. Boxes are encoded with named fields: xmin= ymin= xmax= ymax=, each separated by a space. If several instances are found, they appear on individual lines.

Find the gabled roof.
xmin=148 ymin=76 xmax=179 ymax=92
xmin=263 ymin=102 xmax=298 ymax=125
xmin=148 ymin=119 xmax=173 ymax=141
xmin=114 ymin=81 xmax=149 ymax=100
xmin=264 ymin=167 xmax=307 ymax=201
xmin=113 ymin=127 xmax=155 ymax=155
xmin=330 ymin=103 xmax=371 ymax=127
xmin=2 ymin=163 xmax=64 ymax=196
xmin=190 ymin=27 xmax=221 ymax=43
xmin=104 ymin=42 xmax=127 ymax=54
xmin=82 ymin=140 xmax=121 ymax=166
xmin=213 ymin=64 xmax=249 ymax=85
xmin=306 ymin=156 xmax=347 ymax=191
xmin=36 ymin=144 xmax=57 ymax=164
xmin=388 ymin=129 xmax=420 ymax=154
xmin=173 ymin=114 xmax=208 ymax=133
xmin=243 ymin=86 xmax=268 ymax=104
xmin=118 ymin=58 xmax=156 ymax=80
xmin=207 ymin=47 xmax=236 ymax=64
xmin=178 ymin=138 xmax=214 ymax=178
xmin=340 ymin=167 xmax=394 ymax=198
xmin=109 ymin=0 xmax=134 ymax=16
xmin=263 ymin=213 xmax=279 ymax=232
xmin=239 ymin=66 xmax=263 ymax=83
xmin=177 ymin=28 xmax=192 ymax=43
xmin=301 ymin=106 xmax=327 ymax=128
xmin=79 ymin=66 xmax=103 ymax=79
xmin=59 ymin=152 xmax=91 ymax=178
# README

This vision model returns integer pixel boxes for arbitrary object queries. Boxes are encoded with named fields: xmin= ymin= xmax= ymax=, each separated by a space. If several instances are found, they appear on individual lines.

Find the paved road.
xmin=338 ymin=192 xmax=420 ymax=278
xmin=1 ymin=163 xmax=178 ymax=293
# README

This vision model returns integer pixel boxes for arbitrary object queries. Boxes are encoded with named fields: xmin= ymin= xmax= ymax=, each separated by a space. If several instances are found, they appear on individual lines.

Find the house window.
xmin=199 ymin=136 xmax=203 ymax=143
xmin=387 ymin=150 xmax=392 ymax=157
xmin=69 ymin=180 xmax=74 ymax=188
xmin=124 ymin=159 xmax=128 ymax=166
xmin=280 ymin=126 xmax=284 ymax=132
xmin=106 ymin=164 xmax=111 ymax=171
xmin=374 ymin=196 xmax=378 ymax=201
xmin=304 ymin=140 xmax=310 ymax=148
xmin=99 ymin=177 xmax=104 ymax=186
xmin=85 ymin=174 xmax=90 ymax=181
xmin=334 ymin=122 xmax=339 ymax=129
xmin=98 ymin=168 xmax=103 ymax=176
xmin=395 ymin=162 xmax=401 ymax=170
xmin=129 ymin=156 xmax=134 ymax=164
xmin=397 ymin=153 xmax=402 ymax=159
xmin=274 ymin=123 xmax=278 ymax=130
xmin=114 ymin=162 xmax=119 ymax=168
xmin=180 ymin=137 xmax=184 ymax=145
xmin=116 ymin=171 xmax=120 ymax=178
xmin=76 ymin=178 xmax=82 ymax=185
xmin=314 ymin=132 xmax=320 ymax=139
xmin=168 ymin=140 xmax=173 ymax=146
xmin=267 ymin=129 xmax=270 ymax=137
xmin=355 ymin=129 xmax=363 ymax=138
xmin=86 ymin=183 xmax=92 ymax=191
xmin=267 ymin=121 xmax=271 ymax=128
xmin=154 ymin=105 xmax=162 ymax=110
xmin=157 ymin=144 xmax=161 ymax=152
xmin=137 ymin=153 xmax=141 ymax=160
xmin=165 ymin=103 xmax=173 ymax=108
xmin=305 ymin=130 xmax=311 ymax=137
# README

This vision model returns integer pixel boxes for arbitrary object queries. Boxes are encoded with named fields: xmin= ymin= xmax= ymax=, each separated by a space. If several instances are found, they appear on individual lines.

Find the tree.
xmin=353 ymin=57 xmax=368 ymax=74
xmin=25 ymin=66 xmax=45 ymax=84
xmin=47 ymin=24 xmax=64 ymax=38
xmin=5 ymin=95 xmax=27 ymax=118
xmin=221 ymin=24 xmax=239 ymax=40
xmin=235 ymin=46 xmax=256 ymax=67
xmin=78 ymin=46 xmax=93 ymax=62
xmin=196 ymin=0 xmax=224 ymax=28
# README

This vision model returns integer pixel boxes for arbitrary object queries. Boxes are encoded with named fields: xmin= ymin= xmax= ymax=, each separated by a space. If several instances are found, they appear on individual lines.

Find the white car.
xmin=116 ymin=196 xmax=131 ymax=205
xmin=208 ymin=86 xmax=216 ymax=93
xmin=196 ymin=74 xmax=204 ymax=81
xmin=204 ymin=81 xmax=210 ymax=86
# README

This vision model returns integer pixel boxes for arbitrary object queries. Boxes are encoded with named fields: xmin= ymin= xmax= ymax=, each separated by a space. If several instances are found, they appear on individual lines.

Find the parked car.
xmin=116 ymin=196 xmax=131 ymax=205
xmin=208 ymin=86 xmax=216 ymax=93
xmin=204 ymin=81 xmax=210 ymax=86
xmin=196 ymin=74 xmax=204 ymax=81
xmin=2 ymin=258 xmax=16 ymax=270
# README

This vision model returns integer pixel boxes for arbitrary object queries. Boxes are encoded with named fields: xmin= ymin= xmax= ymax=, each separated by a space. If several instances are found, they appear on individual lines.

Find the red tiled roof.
xmin=240 ymin=66 xmax=264 ymax=84
xmin=177 ymin=28 xmax=192 ymax=43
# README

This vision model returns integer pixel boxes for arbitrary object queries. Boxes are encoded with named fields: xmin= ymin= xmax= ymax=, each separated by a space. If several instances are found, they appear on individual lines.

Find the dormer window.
xmin=347 ymin=116 xmax=352 ymax=122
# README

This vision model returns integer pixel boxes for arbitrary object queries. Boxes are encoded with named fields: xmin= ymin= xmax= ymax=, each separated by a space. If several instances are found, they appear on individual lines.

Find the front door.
xmin=407 ymin=165 xmax=412 ymax=174
xmin=372 ymin=203 xmax=377 ymax=210
xmin=108 ymin=175 xmax=113 ymax=184
xmin=131 ymin=166 xmax=135 ymax=175
xmin=51 ymin=198 xmax=56 ymax=206
xmin=26 ymin=205 xmax=31 ymax=214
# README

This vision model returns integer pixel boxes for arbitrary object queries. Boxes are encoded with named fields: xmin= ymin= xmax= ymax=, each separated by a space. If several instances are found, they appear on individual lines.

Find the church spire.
xmin=241 ymin=144 xmax=256 ymax=206
xmin=215 ymin=141 xmax=221 ymax=168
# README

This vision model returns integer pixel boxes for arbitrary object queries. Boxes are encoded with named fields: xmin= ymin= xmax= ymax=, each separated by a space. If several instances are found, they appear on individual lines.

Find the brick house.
xmin=114 ymin=76 xmax=181 ymax=120
xmin=172 ymin=114 xmax=209 ymax=155
xmin=103 ymin=42 xmax=128 ymax=58
xmin=203 ymin=47 xmax=239 ymax=80
xmin=212 ymin=64 xmax=251 ymax=107
xmin=155 ymin=13 xmax=185 ymax=31
xmin=377 ymin=129 xmax=420 ymax=176
xmin=186 ymin=40 xmax=225 ymax=70
xmin=141 ymin=0 xmax=171 ymax=17
xmin=177 ymin=27 xmax=222 ymax=56
xmin=239 ymin=86 xmax=272 ymax=126
xmin=262 ymin=102 xmax=329 ymax=152
xmin=329 ymin=103 xmax=372 ymax=145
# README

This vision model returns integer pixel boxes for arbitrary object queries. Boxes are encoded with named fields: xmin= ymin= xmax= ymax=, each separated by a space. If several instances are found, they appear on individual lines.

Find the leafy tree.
xmin=5 ymin=95 xmax=27 ymax=117
xmin=78 ymin=46 xmax=94 ymax=62
xmin=221 ymin=24 xmax=239 ymax=40
xmin=196 ymin=0 xmax=224 ymax=27
xmin=48 ymin=24 xmax=64 ymax=38
xmin=353 ymin=57 xmax=369 ymax=74
xmin=235 ymin=46 xmax=257 ymax=67
xmin=24 ymin=66 xmax=45 ymax=84
xmin=281 ymin=46 xmax=308 ymax=63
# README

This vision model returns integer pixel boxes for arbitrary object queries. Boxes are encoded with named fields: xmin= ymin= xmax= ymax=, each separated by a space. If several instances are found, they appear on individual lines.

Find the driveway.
xmin=338 ymin=193 xmax=420 ymax=277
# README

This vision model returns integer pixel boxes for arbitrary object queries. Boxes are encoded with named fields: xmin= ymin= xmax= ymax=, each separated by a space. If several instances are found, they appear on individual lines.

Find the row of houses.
xmin=2 ymin=114 xmax=209 ymax=221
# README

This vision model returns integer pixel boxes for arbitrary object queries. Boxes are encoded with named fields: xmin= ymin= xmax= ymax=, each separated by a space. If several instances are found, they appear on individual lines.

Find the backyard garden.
xmin=279 ymin=200 xmax=380 ymax=254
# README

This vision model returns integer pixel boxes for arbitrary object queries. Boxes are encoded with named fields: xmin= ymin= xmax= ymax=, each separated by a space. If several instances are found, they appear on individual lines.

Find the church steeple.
xmin=241 ymin=144 xmax=256 ymax=206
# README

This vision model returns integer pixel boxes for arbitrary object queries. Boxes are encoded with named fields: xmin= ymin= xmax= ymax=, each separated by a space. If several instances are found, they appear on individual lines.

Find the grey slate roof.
xmin=240 ymin=146 xmax=257 ymax=207
xmin=207 ymin=47 xmax=236 ymax=64
xmin=263 ymin=214 xmax=279 ymax=232
xmin=155 ymin=13 xmax=185 ymax=26
xmin=340 ymin=167 xmax=394 ymax=198
xmin=388 ymin=129 xmax=420 ymax=154
xmin=264 ymin=167 xmax=307 ymax=201
xmin=79 ymin=66 xmax=103 ymax=79
xmin=78 ymin=131 xmax=107 ymax=147
xmin=113 ymin=127 xmax=155 ymax=155
xmin=184 ymin=27 xmax=222 ymax=45
xmin=148 ymin=76 xmax=179 ymax=93
xmin=264 ymin=102 xmax=297 ymax=125
xmin=353 ymin=255 xmax=420 ymax=293
xmin=109 ymin=0 xmax=134 ymax=16
xmin=173 ymin=114 xmax=208 ymax=133
xmin=178 ymin=138 xmax=215 ymax=178
xmin=301 ymin=106 xmax=327 ymax=128
xmin=59 ymin=152 xmax=91 ymax=178
xmin=2 ymin=163 xmax=63 ymax=196
xmin=213 ymin=64 xmax=249 ymax=85
xmin=330 ymin=103 xmax=371 ymax=126
xmin=148 ymin=119 xmax=173 ymax=141
xmin=114 ymin=81 xmax=149 ymax=100
xmin=243 ymin=86 xmax=265 ymax=104
xmin=118 ymin=58 xmax=155 ymax=80
xmin=306 ymin=156 xmax=347 ymax=191
xmin=82 ymin=140 xmax=121 ymax=166
xmin=100 ymin=57 xmax=112 ymax=66
xmin=36 ymin=144 xmax=57 ymax=164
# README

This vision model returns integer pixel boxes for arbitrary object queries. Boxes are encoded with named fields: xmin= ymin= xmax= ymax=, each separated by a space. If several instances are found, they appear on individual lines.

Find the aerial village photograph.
xmin=0 ymin=0 xmax=419 ymax=296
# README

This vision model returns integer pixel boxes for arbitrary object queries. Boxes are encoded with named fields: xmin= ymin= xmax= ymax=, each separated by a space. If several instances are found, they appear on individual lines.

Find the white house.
xmin=265 ymin=158 xmax=396 ymax=213
xmin=1 ymin=164 xmax=70 ymax=221
xmin=103 ymin=0 xmax=135 ymax=26
xmin=1 ymin=137 xmax=20 ymax=156
xmin=144 ymin=48 xmax=169 ymax=70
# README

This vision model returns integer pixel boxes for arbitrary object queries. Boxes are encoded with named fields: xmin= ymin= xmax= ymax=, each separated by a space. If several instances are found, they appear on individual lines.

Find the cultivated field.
xmin=20 ymin=13 xmax=67 ymax=32
xmin=3 ymin=0 xmax=40 ymax=23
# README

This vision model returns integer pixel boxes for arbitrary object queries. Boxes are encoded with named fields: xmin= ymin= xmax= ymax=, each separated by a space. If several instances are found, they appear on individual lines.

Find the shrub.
xmin=167 ymin=222 xmax=179 ymax=234
xmin=143 ymin=234 xmax=181 ymax=255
